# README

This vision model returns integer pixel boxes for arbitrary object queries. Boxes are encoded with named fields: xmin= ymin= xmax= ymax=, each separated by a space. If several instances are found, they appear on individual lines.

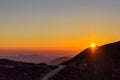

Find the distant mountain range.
xmin=0 ymin=55 xmax=71 ymax=65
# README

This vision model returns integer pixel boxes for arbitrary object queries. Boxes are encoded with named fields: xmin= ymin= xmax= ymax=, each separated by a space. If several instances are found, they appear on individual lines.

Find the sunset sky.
xmin=0 ymin=0 xmax=120 ymax=55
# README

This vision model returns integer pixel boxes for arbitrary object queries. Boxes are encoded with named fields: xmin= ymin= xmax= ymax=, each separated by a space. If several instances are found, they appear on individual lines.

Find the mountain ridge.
xmin=51 ymin=41 xmax=120 ymax=80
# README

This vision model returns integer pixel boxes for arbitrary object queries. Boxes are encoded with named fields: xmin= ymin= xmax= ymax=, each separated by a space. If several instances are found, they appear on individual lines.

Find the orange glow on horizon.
xmin=0 ymin=38 xmax=108 ymax=52
xmin=0 ymin=46 xmax=81 ymax=51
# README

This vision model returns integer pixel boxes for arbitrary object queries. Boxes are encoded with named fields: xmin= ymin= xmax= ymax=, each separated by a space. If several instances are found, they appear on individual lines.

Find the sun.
xmin=91 ymin=43 xmax=96 ymax=48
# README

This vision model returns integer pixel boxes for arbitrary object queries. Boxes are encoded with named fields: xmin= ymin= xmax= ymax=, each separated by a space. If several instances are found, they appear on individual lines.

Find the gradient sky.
xmin=0 ymin=0 xmax=120 ymax=52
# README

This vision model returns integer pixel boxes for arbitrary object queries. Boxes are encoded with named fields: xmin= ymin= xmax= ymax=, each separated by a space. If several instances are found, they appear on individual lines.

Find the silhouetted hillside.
xmin=51 ymin=41 xmax=120 ymax=80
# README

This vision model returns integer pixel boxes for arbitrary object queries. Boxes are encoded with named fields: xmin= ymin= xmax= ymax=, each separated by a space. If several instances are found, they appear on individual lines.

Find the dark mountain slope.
xmin=51 ymin=41 xmax=120 ymax=80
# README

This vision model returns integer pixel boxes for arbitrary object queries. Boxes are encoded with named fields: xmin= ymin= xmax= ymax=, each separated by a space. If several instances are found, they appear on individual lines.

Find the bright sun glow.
xmin=91 ymin=43 xmax=96 ymax=48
